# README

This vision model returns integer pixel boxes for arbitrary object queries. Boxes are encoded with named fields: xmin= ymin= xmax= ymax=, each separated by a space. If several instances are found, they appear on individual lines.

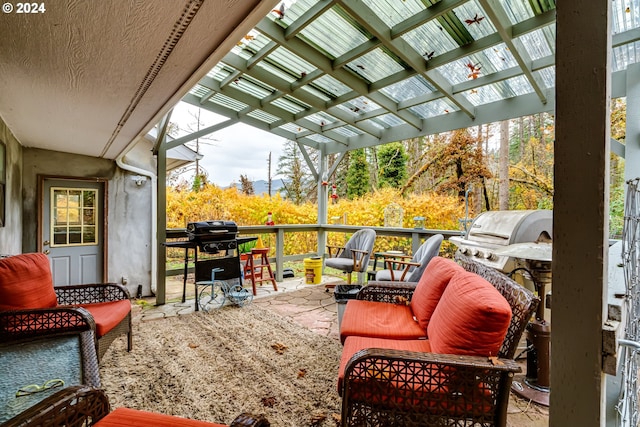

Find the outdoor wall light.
xmin=131 ymin=175 xmax=147 ymax=186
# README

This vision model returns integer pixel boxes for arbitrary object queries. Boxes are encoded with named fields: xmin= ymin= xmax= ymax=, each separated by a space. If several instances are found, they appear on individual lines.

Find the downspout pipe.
xmin=115 ymin=146 xmax=158 ymax=295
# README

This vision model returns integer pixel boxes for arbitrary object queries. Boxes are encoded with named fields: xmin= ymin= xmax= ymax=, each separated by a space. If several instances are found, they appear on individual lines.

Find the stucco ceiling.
xmin=0 ymin=0 xmax=278 ymax=159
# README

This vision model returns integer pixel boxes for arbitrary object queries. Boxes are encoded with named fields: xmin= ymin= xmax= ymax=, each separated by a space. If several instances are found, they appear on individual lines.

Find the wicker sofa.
xmin=337 ymin=253 xmax=539 ymax=427
xmin=0 ymin=253 xmax=132 ymax=361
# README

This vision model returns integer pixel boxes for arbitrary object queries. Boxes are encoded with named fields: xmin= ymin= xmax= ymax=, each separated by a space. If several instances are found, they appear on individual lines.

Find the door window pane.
xmin=50 ymin=188 xmax=98 ymax=247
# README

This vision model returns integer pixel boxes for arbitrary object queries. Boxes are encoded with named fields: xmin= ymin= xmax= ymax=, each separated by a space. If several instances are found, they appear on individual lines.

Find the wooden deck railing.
xmin=166 ymin=225 xmax=464 ymax=281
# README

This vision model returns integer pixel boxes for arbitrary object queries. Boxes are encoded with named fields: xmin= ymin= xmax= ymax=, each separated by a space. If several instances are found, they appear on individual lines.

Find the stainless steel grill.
xmin=449 ymin=210 xmax=552 ymax=273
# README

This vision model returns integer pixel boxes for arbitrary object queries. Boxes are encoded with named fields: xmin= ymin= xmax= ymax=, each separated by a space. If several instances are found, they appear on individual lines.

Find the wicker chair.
xmin=339 ymin=253 xmax=540 ymax=427
xmin=0 ymin=253 xmax=132 ymax=361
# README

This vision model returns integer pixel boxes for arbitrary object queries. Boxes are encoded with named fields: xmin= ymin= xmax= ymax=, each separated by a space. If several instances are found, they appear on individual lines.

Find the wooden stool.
xmin=244 ymin=248 xmax=278 ymax=296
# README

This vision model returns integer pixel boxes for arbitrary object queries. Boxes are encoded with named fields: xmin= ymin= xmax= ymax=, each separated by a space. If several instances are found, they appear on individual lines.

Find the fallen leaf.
xmin=261 ymin=396 xmax=276 ymax=407
xmin=310 ymin=412 xmax=327 ymax=425
xmin=298 ymin=368 xmax=307 ymax=378
xmin=188 ymin=343 xmax=199 ymax=349
xmin=271 ymin=342 xmax=288 ymax=354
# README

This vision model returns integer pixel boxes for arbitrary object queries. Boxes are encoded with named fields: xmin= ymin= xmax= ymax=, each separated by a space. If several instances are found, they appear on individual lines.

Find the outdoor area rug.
xmin=100 ymin=304 xmax=343 ymax=426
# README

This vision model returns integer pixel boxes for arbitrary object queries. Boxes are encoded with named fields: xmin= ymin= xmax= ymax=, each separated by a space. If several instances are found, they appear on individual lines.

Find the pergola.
xmin=152 ymin=0 xmax=640 ymax=425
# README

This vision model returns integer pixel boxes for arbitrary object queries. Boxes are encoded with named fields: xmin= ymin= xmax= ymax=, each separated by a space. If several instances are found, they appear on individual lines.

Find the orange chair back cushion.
xmin=0 ymin=253 xmax=58 ymax=310
xmin=427 ymin=270 xmax=512 ymax=357
xmin=410 ymin=257 xmax=464 ymax=331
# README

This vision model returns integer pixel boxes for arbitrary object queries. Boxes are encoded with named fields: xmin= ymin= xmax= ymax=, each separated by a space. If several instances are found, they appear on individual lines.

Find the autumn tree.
xmin=239 ymin=174 xmax=254 ymax=195
xmin=346 ymin=148 xmax=370 ymax=198
xmin=377 ymin=142 xmax=408 ymax=189
xmin=402 ymin=130 xmax=491 ymax=211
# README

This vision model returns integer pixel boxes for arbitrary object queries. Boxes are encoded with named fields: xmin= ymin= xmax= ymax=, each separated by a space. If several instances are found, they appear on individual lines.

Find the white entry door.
xmin=42 ymin=179 xmax=104 ymax=285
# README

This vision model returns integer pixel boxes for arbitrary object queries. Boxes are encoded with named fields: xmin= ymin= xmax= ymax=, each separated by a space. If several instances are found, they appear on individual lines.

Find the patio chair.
xmin=338 ymin=253 xmax=540 ymax=427
xmin=325 ymin=229 xmax=376 ymax=285
xmin=0 ymin=252 xmax=132 ymax=361
xmin=0 ymin=326 xmax=102 ymax=425
xmin=374 ymin=233 xmax=444 ymax=282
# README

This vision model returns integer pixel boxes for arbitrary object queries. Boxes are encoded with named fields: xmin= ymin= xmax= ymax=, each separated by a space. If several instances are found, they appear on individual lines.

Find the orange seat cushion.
xmin=339 ymin=299 xmax=426 ymax=343
xmin=81 ymin=300 xmax=131 ymax=338
xmin=338 ymin=335 xmax=432 ymax=392
xmin=94 ymin=407 xmax=227 ymax=427
xmin=0 ymin=253 xmax=58 ymax=310
xmin=427 ymin=271 xmax=512 ymax=357
xmin=410 ymin=256 xmax=464 ymax=332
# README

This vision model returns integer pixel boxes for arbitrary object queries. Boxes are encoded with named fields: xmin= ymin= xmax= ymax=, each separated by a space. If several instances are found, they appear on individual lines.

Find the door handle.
xmin=43 ymin=249 xmax=50 ymax=255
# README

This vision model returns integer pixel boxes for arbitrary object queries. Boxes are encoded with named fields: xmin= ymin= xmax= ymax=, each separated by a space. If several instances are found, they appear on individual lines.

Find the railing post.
xmin=275 ymin=227 xmax=285 ymax=282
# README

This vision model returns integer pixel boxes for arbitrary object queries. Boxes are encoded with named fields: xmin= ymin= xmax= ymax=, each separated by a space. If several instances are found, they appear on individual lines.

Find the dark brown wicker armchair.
xmin=0 ymin=253 xmax=132 ymax=361
xmin=339 ymin=253 xmax=540 ymax=427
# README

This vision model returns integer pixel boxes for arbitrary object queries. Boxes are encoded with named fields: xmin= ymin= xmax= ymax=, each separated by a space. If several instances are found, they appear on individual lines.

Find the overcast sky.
xmin=171 ymin=102 xmax=287 ymax=186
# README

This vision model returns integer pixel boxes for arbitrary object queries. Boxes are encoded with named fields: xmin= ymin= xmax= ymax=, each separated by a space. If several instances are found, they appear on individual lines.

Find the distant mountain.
xmin=226 ymin=179 xmax=285 ymax=195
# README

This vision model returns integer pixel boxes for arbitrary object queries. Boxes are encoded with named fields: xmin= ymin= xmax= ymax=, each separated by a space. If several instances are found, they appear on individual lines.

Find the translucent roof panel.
xmin=402 ymin=20 xmax=460 ymax=60
xmin=452 ymin=1 xmax=496 ymax=39
xmin=518 ymin=26 xmax=556 ymax=60
xmin=380 ymin=76 xmax=436 ymax=102
xmin=346 ymin=48 xmax=405 ymax=83
xmin=500 ymin=0 xmax=535 ymax=24
xmin=409 ymin=99 xmax=459 ymax=119
xmin=265 ymin=47 xmax=316 ymax=78
xmin=361 ymin=0 xmax=426 ymax=27
xmin=180 ymin=0 xmax=639 ymax=154
xmin=298 ymin=6 xmax=370 ymax=58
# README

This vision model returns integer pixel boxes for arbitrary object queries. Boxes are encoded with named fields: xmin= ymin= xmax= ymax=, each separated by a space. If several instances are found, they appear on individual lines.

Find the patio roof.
xmin=179 ymin=0 xmax=640 ymax=155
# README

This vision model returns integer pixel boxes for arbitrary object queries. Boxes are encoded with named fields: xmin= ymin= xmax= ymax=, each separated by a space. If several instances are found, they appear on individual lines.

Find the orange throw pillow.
xmin=427 ymin=270 xmax=512 ymax=357
xmin=410 ymin=257 xmax=464 ymax=331
xmin=0 ymin=253 xmax=58 ymax=310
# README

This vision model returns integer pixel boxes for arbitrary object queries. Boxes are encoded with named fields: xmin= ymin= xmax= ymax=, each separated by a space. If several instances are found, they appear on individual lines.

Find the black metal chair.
xmin=374 ymin=233 xmax=444 ymax=282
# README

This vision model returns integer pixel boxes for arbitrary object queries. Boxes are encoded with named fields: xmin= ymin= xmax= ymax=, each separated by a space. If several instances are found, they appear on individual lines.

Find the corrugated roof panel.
xmin=361 ymin=0 xmax=426 ymax=27
xmin=232 ymin=75 xmax=273 ymax=99
xmin=346 ymin=48 xmax=405 ymax=83
xmin=307 ymin=133 xmax=334 ymax=143
xmin=613 ymin=41 xmax=640 ymax=72
xmin=278 ymin=122 xmax=309 ymax=134
xmin=501 ymin=75 xmax=535 ymax=97
xmin=268 ymin=0 xmax=316 ymax=25
xmin=189 ymin=84 xmax=210 ymax=98
xmin=402 ymin=20 xmax=460 ymax=62
xmin=332 ymin=125 xmax=360 ymax=138
xmin=209 ymin=93 xmax=248 ymax=112
xmin=360 ymin=118 xmax=386 ymax=130
xmin=271 ymin=97 xmax=307 ymax=114
xmin=300 ymin=84 xmax=332 ymax=102
xmin=463 ymin=84 xmax=503 ymax=106
xmin=311 ymin=75 xmax=352 ymax=97
xmin=435 ymin=55 xmax=488 ymax=85
xmin=206 ymin=63 xmax=232 ymax=81
xmin=500 ymin=0 xmax=535 ymax=24
xmin=452 ymin=1 xmax=496 ymax=39
xmin=306 ymin=111 xmax=339 ymax=127
xmin=232 ymin=30 xmax=270 ymax=56
xmin=409 ymin=99 xmax=458 ymax=118
xmin=374 ymin=113 xmax=405 ymax=127
xmin=299 ymin=6 xmax=369 ymax=58
xmin=256 ymin=60 xmax=298 ymax=84
xmin=534 ymin=66 xmax=556 ymax=89
xmin=612 ymin=0 xmax=640 ymax=34
xmin=266 ymin=46 xmax=316 ymax=78
xmin=518 ymin=25 xmax=555 ymax=60
xmin=247 ymin=109 xmax=281 ymax=124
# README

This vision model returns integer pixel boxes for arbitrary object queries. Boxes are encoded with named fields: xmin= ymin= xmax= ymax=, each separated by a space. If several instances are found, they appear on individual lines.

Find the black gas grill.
xmin=186 ymin=220 xmax=238 ymax=254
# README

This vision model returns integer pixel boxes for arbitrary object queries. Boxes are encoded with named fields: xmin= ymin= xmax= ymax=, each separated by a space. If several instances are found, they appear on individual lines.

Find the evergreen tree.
xmin=377 ymin=142 xmax=408 ymax=189
xmin=346 ymin=148 xmax=369 ymax=198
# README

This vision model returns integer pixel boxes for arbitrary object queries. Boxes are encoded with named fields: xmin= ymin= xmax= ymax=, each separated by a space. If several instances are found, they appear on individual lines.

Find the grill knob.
xmin=484 ymin=252 xmax=495 ymax=260
xmin=475 ymin=250 xmax=484 ymax=258
xmin=460 ymin=247 xmax=470 ymax=255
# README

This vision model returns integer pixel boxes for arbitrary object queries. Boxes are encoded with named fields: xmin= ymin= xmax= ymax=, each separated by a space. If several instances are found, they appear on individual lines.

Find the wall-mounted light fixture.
xmin=131 ymin=175 xmax=147 ymax=186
